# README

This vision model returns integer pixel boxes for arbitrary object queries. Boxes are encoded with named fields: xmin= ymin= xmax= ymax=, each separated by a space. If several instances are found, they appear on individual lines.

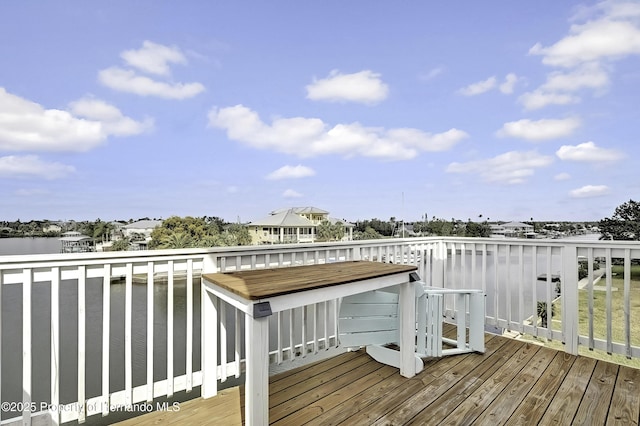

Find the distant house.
xmin=122 ymin=220 xmax=162 ymax=239
xmin=43 ymin=224 xmax=62 ymax=233
xmin=491 ymin=221 xmax=535 ymax=238
xmin=248 ymin=207 xmax=354 ymax=244
xmin=59 ymin=231 xmax=94 ymax=253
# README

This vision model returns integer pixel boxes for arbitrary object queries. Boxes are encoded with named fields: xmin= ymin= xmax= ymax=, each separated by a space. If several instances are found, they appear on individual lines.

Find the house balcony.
xmin=1 ymin=237 xmax=639 ymax=424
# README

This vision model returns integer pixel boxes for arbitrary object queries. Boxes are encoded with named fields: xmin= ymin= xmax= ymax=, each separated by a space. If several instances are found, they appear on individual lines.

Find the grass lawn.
xmin=522 ymin=263 xmax=640 ymax=368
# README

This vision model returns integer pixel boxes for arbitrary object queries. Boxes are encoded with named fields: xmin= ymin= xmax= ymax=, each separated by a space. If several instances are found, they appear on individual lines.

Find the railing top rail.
xmin=2 ymin=235 xmax=639 ymax=268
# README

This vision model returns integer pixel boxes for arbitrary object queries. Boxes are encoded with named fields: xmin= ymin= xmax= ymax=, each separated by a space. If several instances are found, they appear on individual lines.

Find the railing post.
xmin=352 ymin=245 xmax=361 ymax=261
xmin=201 ymin=287 xmax=218 ymax=398
xmin=431 ymin=239 xmax=446 ymax=288
xmin=562 ymin=244 xmax=579 ymax=355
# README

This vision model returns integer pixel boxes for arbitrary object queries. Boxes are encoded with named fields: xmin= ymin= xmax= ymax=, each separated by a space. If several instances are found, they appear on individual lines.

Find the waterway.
xmin=0 ymin=238 xmax=204 ymax=423
xmin=0 ymin=237 xmax=61 ymax=255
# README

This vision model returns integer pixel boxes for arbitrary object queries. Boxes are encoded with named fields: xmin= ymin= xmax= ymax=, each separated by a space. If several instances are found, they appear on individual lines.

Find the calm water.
xmin=0 ymin=237 xmax=61 ymax=255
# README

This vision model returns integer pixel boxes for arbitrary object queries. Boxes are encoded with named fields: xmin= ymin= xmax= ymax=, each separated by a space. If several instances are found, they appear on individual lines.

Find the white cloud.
xmin=0 ymin=155 xmax=75 ymax=179
xmin=529 ymin=19 xmax=640 ymax=68
xmin=208 ymin=104 xmax=468 ymax=160
xmin=282 ymin=189 xmax=302 ymax=198
xmin=569 ymin=185 xmax=610 ymax=198
xmin=69 ymin=97 xmax=154 ymax=136
xmin=458 ymin=76 xmax=497 ymax=96
xmin=499 ymin=73 xmax=519 ymax=94
xmin=121 ymin=40 xmax=187 ymax=76
xmin=459 ymin=74 xmax=519 ymax=96
xmin=266 ymin=165 xmax=316 ymax=180
xmin=99 ymin=67 xmax=205 ymax=99
xmin=518 ymin=90 xmax=580 ymax=110
xmin=0 ymin=88 xmax=149 ymax=152
xmin=419 ymin=67 xmax=444 ymax=81
xmin=541 ymin=63 xmax=610 ymax=92
xmin=554 ymin=172 xmax=571 ymax=181
xmin=99 ymin=41 xmax=205 ymax=99
xmin=306 ymin=70 xmax=389 ymax=104
xmin=556 ymin=141 xmax=624 ymax=162
xmin=446 ymin=150 xmax=554 ymax=184
xmin=496 ymin=117 xmax=580 ymax=141
xmin=524 ymin=4 xmax=640 ymax=110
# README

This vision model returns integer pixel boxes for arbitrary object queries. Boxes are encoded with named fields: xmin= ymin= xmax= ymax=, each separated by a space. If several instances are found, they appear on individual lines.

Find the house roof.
xmin=123 ymin=220 xmax=163 ymax=230
xmin=270 ymin=207 xmax=329 ymax=215
xmin=502 ymin=221 xmax=533 ymax=228
xmin=59 ymin=234 xmax=92 ymax=242
xmin=250 ymin=209 xmax=315 ymax=227
xmin=327 ymin=217 xmax=355 ymax=227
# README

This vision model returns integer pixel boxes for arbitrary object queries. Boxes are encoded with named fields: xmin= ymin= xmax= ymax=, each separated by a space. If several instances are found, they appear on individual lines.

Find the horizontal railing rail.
xmin=1 ymin=236 xmax=639 ymax=425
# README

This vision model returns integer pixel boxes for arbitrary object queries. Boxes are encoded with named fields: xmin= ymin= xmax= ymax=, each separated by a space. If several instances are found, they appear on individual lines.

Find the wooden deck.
xmin=115 ymin=327 xmax=640 ymax=425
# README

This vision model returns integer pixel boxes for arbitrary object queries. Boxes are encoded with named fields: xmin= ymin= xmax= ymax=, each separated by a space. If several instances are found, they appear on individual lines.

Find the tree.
xmin=599 ymin=199 xmax=640 ymax=240
xmin=316 ymin=220 xmax=334 ymax=242
xmin=356 ymin=226 xmax=383 ymax=240
xmin=111 ymin=238 xmax=131 ymax=251
xmin=148 ymin=215 xmax=251 ymax=249
xmin=316 ymin=220 xmax=345 ymax=242
xmin=465 ymin=221 xmax=492 ymax=238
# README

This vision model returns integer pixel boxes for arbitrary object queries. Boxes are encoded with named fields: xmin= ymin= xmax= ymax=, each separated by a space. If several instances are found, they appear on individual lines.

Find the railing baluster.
xmin=302 ymin=306 xmax=308 ymax=357
xmin=289 ymin=308 xmax=295 ymax=360
xmin=146 ymin=262 xmax=154 ymax=402
xmin=587 ymin=247 xmax=595 ymax=350
xmin=220 ymin=301 xmax=227 ymax=382
xmin=546 ymin=247 xmax=553 ymax=340
xmin=125 ymin=263 xmax=133 ymax=407
xmin=101 ymin=264 xmax=110 ymax=416
xmin=518 ymin=245 xmax=524 ymax=334
xmin=624 ymin=249 xmax=632 ymax=359
xmin=606 ymin=248 xmax=613 ymax=354
xmin=505 ymin=244 xmax=512 ymax=331
xmin=235 ymin=309 xmax=241 ymax=377
xmin=313 ymin=303 xmax=319 ymax=354
xmin=531 ymin=246 xmax=537 ymax=335
xmin=186 ymin=260 xmax=193 ymax=392
xmin=22 ymin=268 xmax=32 ymax=425
xmin=78 ymin=265 xmax=87 ymax=423
xmin=167 ymin=260 xmax=174 ymax=397
xmin=323 ymin=301 xmax=328 ymax=350
xmin=50 ymin=267 xmax=60 ymax=425
xmin=277 ymin=311 xmax=283 ymax=364
xmin=492 ymin=244 xmax=499 ymax=327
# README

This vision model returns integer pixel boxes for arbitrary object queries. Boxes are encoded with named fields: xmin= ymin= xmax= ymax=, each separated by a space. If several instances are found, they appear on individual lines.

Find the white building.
xmin=248 ymin=207 xmax=354 ymax=244
xmin=122 ymin=220 xmax=162 ymax=239
xmin=491 ymin=221 xmax=535 ymax=238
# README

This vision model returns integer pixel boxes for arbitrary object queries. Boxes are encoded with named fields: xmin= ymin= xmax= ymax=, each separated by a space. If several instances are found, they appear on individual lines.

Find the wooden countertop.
xmin=202 ymin=261 xmax=417 ymax=300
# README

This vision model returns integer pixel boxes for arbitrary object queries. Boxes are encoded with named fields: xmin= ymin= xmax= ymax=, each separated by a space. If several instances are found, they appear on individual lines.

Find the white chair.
xmin=338 ymin=273 xmax=485 ymax=372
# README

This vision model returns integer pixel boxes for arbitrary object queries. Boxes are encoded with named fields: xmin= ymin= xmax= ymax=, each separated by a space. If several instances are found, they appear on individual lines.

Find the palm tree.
xmin=537 ymin=301 xmax=556 ymax=328
xmin=159 ymin=232 xmax=193 ymax=249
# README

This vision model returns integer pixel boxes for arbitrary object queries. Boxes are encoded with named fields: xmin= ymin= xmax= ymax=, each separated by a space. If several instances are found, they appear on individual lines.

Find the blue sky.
xmin=1 ymin=1 xmax=639 ymax=223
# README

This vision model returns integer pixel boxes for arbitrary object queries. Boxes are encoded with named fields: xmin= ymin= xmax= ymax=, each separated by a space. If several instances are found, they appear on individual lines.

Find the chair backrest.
xmin=338 ymin=288 xmax=400 ymax=348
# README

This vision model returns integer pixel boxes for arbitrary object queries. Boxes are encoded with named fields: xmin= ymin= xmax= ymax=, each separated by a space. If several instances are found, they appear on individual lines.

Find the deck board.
xmin=608 ymin=365 xmax=640 ymax=425
xmin=504 ymin=351 xmax=576 ymax=425
xmin=114 ymin=327 xmax=640 ymax=426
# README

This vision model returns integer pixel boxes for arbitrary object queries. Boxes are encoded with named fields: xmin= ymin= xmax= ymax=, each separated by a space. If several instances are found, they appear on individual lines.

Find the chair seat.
xmin=338 ymin=275 xmax=485 ymax=371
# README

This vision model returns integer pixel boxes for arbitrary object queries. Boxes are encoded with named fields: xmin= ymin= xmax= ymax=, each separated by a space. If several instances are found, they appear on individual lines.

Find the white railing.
xmin=1 ymin=236 xmax=639 ymax=425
